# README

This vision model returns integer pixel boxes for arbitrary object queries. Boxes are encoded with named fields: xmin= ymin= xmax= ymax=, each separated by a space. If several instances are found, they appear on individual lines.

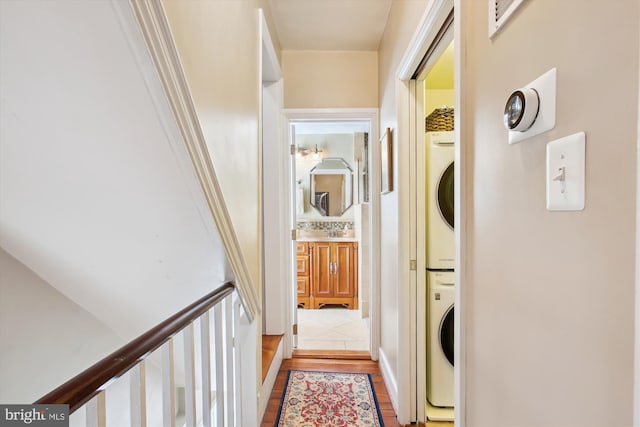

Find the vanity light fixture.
xmin=312 ymin=144 xmax=323 ymax=160
xmin=295 ymin=146 xmax=310 ymax=158
xmin=296 ymin=145 xmax=323 ymax=160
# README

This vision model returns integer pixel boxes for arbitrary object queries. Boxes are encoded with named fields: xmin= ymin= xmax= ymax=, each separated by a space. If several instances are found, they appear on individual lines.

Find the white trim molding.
xmin=634 ymin=2 xmax=640 ymax=423
xmin=128 ymin=0 xmax=260 ymax=321
xmin=453 ymin=1 xmax=467 ymax=424
xmin=396 ymin=0 xmax=452 ymax=81
xmin=378 ymin=348 xmax=399 ymax=413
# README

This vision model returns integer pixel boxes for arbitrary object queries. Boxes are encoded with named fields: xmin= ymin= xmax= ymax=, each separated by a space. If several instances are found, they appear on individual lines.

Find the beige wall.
xmin=163 ymin=0 xmax=269 ymax=293
xmin=377 ymin=0 xmax=430 ymax=416
xmin=462 ymin=1 xmax=638 ymax=426
xmin=282 ymin=50 xmax=378 ymax=108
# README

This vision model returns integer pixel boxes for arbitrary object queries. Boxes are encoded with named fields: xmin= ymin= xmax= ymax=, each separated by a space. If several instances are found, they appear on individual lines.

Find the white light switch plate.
xmin=546 ymin=132 xmax=585 ymax=211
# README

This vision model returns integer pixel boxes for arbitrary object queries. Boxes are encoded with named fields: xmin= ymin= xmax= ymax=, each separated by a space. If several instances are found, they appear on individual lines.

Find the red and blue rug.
xmin=275 ymin=370 xmax=384 ymax=426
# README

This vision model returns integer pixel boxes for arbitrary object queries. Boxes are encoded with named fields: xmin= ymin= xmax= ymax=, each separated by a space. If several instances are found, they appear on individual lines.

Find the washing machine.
xmin=426 ymin=131 xmax=454 ymax=270
xmin=427 ymin=270 xmax=454 ymax=408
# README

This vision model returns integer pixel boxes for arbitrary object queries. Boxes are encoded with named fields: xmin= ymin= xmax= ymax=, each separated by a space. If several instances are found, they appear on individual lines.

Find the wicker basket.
xmin=425 ymin=107 xmax=454 ymax=132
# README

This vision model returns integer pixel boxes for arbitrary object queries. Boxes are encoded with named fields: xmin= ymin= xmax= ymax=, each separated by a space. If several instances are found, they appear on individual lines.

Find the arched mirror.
xmin=309 ymin=158 xmax=353 ymax=217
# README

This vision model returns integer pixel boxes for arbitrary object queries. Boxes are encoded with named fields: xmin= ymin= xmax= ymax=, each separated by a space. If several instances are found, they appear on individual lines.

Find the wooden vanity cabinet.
xmin=296 ymin=242 xmax=311 ymax=308
xmin=310 ymin=241 xmax=358 ymax=310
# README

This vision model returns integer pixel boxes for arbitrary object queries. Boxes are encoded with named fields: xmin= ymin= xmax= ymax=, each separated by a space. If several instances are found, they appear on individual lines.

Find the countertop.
xmin=296 ymin=231 xmax=358 ymax=242
xmin=297 ymin=236 xmax=358 ymax=242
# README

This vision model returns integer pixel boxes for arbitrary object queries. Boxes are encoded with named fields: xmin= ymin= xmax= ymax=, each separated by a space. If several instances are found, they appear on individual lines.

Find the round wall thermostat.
xmin=504 ymin=88 xmax=540 ymax=132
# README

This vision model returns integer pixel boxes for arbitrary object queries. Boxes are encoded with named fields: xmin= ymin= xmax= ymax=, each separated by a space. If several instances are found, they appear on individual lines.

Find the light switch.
xmin=546 ymin=132 xmax=585 ymax=211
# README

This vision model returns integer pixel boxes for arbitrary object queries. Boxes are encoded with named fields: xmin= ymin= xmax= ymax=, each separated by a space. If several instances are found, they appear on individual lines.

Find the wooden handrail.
xmin=35 ymin=281 xmax=235 ymax=412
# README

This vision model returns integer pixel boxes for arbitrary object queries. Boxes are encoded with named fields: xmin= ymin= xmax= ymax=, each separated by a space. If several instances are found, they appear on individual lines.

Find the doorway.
xmin=294 ymin=121 xmax=368 ymax=352
xmin=284 ymin=109 xmax=380 ymax=359
xmin=416 ymin=38 xmax=455 ymax=423
xmin=394 ymin=1 xmax=457 ymax=422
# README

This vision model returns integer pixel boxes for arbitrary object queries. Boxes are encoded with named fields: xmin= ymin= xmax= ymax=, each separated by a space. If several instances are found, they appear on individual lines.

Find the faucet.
xmin=328 ymin=228 xmax=345 ymax=238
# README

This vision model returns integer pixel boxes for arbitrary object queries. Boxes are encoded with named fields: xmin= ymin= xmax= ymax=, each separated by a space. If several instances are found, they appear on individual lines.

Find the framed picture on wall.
xmin=380 ymin=127 xmax=392 ymax=194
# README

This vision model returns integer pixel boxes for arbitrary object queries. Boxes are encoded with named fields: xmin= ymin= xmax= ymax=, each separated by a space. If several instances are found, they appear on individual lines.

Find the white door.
xmin=290 ymin=124 xmax=299 ymax=349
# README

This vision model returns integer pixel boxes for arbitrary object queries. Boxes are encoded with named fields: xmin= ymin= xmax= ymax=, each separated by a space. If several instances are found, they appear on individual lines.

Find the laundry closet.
xmin=422 ymin=40 xmax=455 ymax=422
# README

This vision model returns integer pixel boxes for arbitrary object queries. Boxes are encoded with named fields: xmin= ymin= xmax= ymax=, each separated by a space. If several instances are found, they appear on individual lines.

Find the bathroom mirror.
xmin=309 ymin=158 xmax=354 ymax=217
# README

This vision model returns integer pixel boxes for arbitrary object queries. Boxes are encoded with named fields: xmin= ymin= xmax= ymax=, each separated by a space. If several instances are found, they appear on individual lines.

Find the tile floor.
xmin=296 ymin=307 xmax=370 ymax=351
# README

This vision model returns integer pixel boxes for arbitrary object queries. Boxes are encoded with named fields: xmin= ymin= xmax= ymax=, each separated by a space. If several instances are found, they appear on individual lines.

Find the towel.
xmin=296 ymin=188 xmax=304 ymax=215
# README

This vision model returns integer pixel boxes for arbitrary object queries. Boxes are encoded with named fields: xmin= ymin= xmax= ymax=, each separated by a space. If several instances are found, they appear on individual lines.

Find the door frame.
xmin=395 ymin=0 xmax=465 ymax=423
xmin=635 ymin=12 xmax=640 ymax=424
xmin=282 ymin=108 xmax=380 ymax=360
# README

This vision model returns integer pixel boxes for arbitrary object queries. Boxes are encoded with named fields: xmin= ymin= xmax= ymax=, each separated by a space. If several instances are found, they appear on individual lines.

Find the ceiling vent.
xmin=489 ymin=0 xmax=525 ymax=38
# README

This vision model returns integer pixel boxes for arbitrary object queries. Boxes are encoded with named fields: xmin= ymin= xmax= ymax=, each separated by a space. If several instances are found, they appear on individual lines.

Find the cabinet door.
xmin=296 ymin=256 xmax=310 ymax=276
xmin=333 ymin=242 xmax=356 ymax=298
xmin=297 ymin=276 xmax=309 ymax=297
xmin=296 ymin=242 xmax=308 ymax=255
xmin=312 ymin=242 xmax=332 ymax=298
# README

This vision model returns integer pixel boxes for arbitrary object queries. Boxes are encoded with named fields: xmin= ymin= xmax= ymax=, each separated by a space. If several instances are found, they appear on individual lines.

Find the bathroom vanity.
xmin=296 ymin=240 xmax=358 ymax=310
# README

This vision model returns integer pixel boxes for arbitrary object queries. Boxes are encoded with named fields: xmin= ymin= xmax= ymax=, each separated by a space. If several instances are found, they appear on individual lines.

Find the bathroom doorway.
xmin=284 ymin=109 xmax=380 ymax=359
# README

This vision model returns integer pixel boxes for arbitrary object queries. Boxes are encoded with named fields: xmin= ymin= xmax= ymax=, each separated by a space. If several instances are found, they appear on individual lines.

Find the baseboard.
xmin=292 ymin=349 xmax=370 ymax=360
xmin=378 ymin=348 xmax=399 ymax=415
xmin=259 ymin=337 xmax=283 ymax=420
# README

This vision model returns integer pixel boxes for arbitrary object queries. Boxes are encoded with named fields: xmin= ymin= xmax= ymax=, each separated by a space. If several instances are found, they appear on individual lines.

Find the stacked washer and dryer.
xmin=425 ymin=131 xmax=455 ymax=409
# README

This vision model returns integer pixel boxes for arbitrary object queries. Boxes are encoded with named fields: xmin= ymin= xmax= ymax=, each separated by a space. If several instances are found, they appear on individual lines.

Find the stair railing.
xmin=35 ymin=281 xmax=242 ymax=427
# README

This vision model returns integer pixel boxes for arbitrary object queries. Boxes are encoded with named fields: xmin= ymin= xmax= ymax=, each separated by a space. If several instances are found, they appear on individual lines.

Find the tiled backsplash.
xmin=297 ymin=220 xmax=354 ymax=231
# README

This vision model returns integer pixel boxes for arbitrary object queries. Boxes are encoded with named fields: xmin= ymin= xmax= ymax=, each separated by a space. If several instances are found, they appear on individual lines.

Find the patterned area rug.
xmin=275 ymin=370 xmax=384 ymax=427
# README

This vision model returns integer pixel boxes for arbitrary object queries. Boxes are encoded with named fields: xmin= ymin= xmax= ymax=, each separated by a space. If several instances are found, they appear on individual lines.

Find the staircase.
xmin=36 ymin=283 xmax=243 ymax=426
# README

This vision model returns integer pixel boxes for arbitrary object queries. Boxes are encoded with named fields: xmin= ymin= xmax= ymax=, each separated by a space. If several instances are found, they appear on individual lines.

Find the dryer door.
xmin=440 ymin=305 xmax=454 ymax=366
xmin=437 ymin=162 xmax=455 ymax=229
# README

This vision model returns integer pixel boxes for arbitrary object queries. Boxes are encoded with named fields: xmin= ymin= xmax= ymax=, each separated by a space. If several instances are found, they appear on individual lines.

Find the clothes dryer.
xmin=425 ymin=131 xmax=454 ymax=270
xmin=427 ymin=270 xmax=454 ymax=408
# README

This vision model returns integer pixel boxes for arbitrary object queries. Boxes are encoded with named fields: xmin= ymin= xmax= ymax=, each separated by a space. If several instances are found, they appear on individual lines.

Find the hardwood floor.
xmin=261 ymin=357 xmax=401 ymax=426
xmin=262 ymin=335 xmax=283 ymax=383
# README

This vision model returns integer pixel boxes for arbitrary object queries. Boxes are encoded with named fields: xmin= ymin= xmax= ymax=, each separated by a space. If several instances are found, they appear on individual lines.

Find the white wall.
xmin=162 ymin=0 xmax=270 ymax=294
xmin=161 ymin=0 xmax=279 ymax=406
xmin=282 ymin=51 xmax=378 ymax=108
xmin=377 ymin=0 xmax=430 ymax=417
xmin=0 ymin=0 xmax=239 ymax=402
xmin=0 ymin=248 xmax=122 ymax=402
xmin=461 ymin=1 xmax=638 ymax=425
xmin=0 ymin=0 xmax=231 ymax=341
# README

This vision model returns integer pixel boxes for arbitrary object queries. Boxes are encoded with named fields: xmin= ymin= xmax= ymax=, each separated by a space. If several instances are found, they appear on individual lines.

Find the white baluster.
xmin=233 ymin=298 xmax=242 ymax=427
xmin=183 ymin=324 xmax=197 ymax=427
xmin=130 ymin=361 xmax=147 ymax=427
xmin=214 ymin=304 xmax=225 ymax=426
xmin=200 ymin=311 xmax=212 ymax=427
xmin=224 ymin=296 xmax=235 ymax=427
xmin=162 ymin=340 xmax=176 ymax=427
xmin=86 ymin=391 xmax=106 ymax=427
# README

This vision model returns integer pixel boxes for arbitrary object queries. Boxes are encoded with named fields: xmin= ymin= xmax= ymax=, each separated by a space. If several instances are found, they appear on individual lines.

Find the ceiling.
xmin=268 ymin=0 xmax=394 ymax=50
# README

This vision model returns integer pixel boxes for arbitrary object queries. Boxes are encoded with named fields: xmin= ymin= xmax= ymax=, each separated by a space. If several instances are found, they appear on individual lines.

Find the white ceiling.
xmin=268 ymin=0 xmax=394 ymax=50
